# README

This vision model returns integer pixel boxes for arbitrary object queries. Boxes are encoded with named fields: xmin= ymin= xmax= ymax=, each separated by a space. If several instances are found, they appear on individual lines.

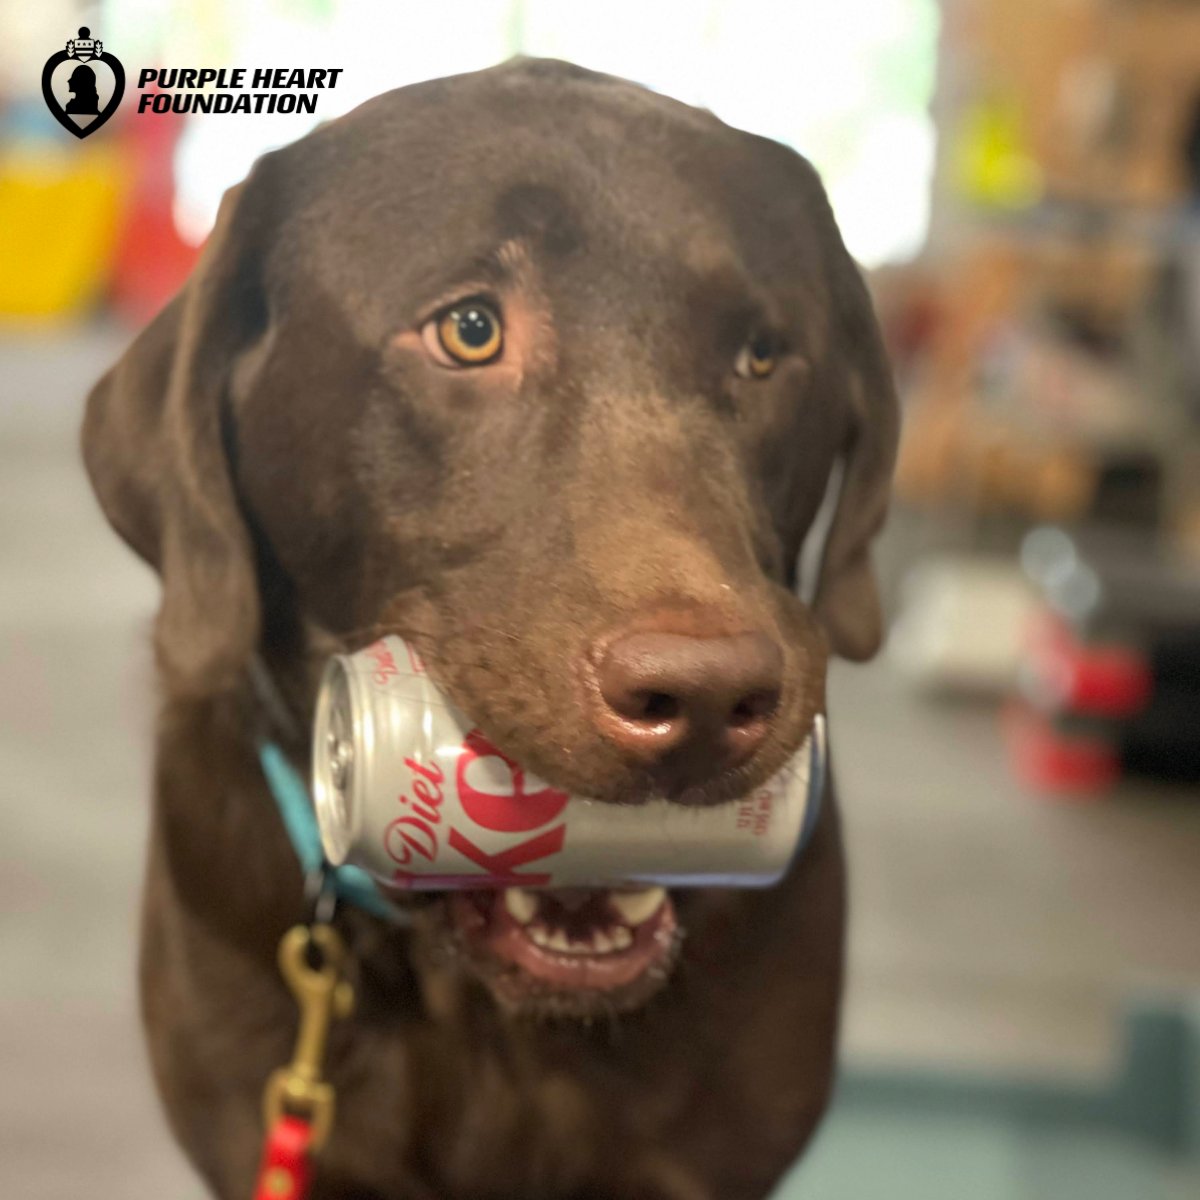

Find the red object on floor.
xmin=1023 ymin=613 xmax=1152 ymax=717
xmin=253 ymin=1115 xmax=314 ymax=1200
xmin=1003 ymin=702 xmax=1120 ymax=797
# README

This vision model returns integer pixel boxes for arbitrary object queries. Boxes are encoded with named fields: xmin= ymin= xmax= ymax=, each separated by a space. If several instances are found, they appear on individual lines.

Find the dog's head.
xmin=84 ymin=59 xmax=898 ymax=1018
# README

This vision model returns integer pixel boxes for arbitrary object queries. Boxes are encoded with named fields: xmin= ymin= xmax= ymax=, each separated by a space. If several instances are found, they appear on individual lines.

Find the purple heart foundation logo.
xmin=42 ymin=27 xmax=126 ymax=139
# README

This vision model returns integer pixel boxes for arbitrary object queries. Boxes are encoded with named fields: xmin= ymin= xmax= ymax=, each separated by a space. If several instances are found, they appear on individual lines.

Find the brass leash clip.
xmin=262 ymin=923 xmax=355 ymax=1152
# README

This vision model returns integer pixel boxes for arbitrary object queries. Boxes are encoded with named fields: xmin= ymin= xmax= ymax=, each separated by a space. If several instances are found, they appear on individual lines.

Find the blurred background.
xmin=2 ymin=1 xmax=1199 ymax=1197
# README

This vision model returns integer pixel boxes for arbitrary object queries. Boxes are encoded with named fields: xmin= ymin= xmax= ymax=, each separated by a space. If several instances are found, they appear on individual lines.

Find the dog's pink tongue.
xmin=450 ymin=887 xmax=675 ymax=991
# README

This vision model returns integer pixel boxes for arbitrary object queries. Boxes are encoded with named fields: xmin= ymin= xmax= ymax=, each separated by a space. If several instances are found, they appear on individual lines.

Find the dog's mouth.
xmin=441 ymin=885 xmax=680 ymax=1014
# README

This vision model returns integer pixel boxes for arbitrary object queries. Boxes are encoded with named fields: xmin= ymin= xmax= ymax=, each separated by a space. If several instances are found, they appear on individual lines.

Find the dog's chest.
xmin=324 ymin=1009 xmax=700 ymax=1199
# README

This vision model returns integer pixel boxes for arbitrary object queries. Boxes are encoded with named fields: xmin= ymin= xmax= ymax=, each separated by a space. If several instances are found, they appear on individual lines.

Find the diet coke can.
xmin=312 ymin=636 xmax=826 ymax=890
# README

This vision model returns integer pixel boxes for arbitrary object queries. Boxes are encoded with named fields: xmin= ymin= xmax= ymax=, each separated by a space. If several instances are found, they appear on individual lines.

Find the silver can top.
xmin=312 ymin=658 xmax=357 ymax=865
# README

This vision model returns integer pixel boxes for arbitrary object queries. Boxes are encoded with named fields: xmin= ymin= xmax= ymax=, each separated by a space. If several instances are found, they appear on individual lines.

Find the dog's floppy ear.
xmin=82 ymin=160 xmax=278 ymax=695
xmin=804 ymin=171 xmax=901 ymax=662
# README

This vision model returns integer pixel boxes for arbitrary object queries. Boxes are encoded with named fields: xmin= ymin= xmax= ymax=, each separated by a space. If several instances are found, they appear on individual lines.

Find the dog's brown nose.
xmin=593 ymin=629 xmax=783 ymax=784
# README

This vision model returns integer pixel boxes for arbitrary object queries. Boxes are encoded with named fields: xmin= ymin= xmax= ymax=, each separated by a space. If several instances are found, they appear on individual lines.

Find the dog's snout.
xmin=592 ymin=628 xmax=783 ymax=786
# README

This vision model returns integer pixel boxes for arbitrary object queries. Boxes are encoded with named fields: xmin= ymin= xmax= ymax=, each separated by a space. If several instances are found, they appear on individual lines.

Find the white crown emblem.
xmin=66 ymin=27 xmax=103 ymax=62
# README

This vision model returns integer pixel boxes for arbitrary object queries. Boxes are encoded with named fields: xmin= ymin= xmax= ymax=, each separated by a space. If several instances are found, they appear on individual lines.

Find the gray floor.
xmin=2 ymin=328 xmax=1199 ymax=1197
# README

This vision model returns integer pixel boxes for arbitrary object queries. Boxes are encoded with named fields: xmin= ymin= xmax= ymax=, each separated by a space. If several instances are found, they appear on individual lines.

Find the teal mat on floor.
xmin=776 ymin=1000 xmax=1200 ymax=1199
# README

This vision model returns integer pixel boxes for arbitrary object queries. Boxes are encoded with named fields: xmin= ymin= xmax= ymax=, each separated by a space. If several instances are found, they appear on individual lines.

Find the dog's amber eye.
xmin=434 ymin=302 xmax=503 ymax=365
xmin=735 ymin=335 xmax=777 ymax=379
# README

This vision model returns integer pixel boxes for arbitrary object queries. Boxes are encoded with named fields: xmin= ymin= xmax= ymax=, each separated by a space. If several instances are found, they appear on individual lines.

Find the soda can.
xmin=312 ymin=636 xmax=826 ymax=890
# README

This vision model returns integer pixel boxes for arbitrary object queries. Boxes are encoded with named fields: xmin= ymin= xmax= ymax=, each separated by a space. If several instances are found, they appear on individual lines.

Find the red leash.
xmin=252 ymin=924 xmax=354 ymax=1200
xmin=253 ymin=1115 xmax=315 ymax=1199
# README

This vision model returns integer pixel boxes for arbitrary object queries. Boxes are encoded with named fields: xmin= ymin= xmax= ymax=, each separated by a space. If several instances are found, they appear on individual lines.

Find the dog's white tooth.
xmin=548 ymin=929 xmax=571 ymax=952
xmin=611 ymin=925 xmax=633 ymax=950
xmin=503 ymin=887 xmax=538 ymax=925
xmin=529 ymin=924 xmax=551 ymax=948
xmin=592 ymin=930 xmax=614 ymax=954
xmin=610 ymin=886 xmax=666 ymax=927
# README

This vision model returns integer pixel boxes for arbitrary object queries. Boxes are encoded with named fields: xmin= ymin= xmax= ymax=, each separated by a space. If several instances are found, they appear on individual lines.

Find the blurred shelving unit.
xmin=889 ymin=0 xmax=1200 ymax=536
xmin=876 ymin=0 xmax=1200 ymax=735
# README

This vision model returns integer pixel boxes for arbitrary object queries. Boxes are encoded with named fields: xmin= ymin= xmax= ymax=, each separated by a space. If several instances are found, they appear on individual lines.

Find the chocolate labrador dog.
xmin=83 ymin=58 xmax=897 ymax=1200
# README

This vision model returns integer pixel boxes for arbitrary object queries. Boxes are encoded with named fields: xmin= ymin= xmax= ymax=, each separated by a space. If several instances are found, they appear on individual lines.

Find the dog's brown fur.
xmin=82 ymin=59 xmax=898 ymax=1200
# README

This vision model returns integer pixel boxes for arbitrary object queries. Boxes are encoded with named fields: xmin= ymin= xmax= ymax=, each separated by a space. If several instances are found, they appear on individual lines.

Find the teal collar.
xmin=258 ymin=739 xmax=405 ymax=923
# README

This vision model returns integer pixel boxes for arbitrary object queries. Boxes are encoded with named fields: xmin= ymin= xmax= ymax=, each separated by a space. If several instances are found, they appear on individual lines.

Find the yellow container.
xmin=0 ymin=143 xmax=127 ymax=322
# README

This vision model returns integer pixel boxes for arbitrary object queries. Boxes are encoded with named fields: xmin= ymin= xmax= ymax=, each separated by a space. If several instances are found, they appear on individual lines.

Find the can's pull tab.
xmin=260 ymin=924 xmax=354 ymax=1155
